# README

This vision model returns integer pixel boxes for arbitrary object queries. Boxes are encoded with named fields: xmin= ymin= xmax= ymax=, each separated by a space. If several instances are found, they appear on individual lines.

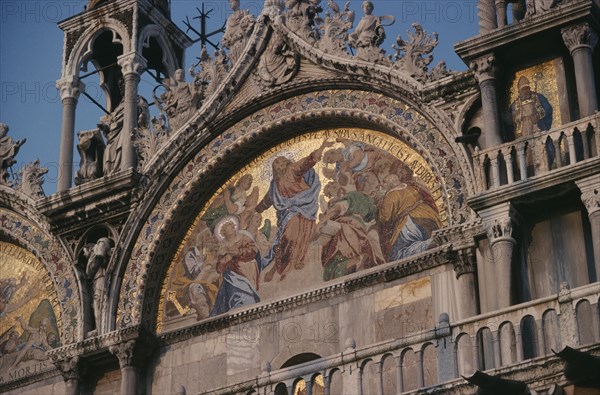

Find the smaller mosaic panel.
xmin=0 ymin=242 xmax=61 ymax=384
xmin=157 ymin=128 xmax=445 ymax=332
xmin=506 ymin=58 xmax=563 ymax=139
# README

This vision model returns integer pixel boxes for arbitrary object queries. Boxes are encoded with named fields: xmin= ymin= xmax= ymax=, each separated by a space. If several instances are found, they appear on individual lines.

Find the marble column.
xmin=494 ymin=0 xmax=507 ymax=28
xmin=575 ymin=175 xmax=600 ymax=280
xmin=110 ymin=340 xmax=142 ymax=395
xmin=53 ymin=356 xmax=82 ymax=395
xmin=558 ymin=282 xmax=579 ymax=347
xmin=561 ymin=23 xmax=599 ymax=118
xmin=56 ymin=76 xmax=84 ymax=192
xmin=451 ymin=248 xmax=479 ymax=320
xmin=116 ymin=52 xmax=147 ymax=172
xmin=480 ymin=203 xmax=520 ymax=309
xmin=470 ymin=55 xmax=503 ymax=148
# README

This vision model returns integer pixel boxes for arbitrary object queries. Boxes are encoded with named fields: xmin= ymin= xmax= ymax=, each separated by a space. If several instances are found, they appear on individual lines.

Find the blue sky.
xmin=0 ymin=0 xmax=479 ymax=194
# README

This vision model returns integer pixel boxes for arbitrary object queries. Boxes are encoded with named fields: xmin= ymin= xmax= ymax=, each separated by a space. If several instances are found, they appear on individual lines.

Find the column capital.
xmin=51 ymin=355 xmax=82 ymax=381
xmin=117 ymin=52 xmax=147 ymax=77
xmin=469 ymin=54 xmax=496 ymax=83
xmin=575 ymin=174 xmax=600 ymax=217
xmin=448 ymin=248 xmax=477 ymax=279
xmin=480 ymin=202 xmax=520 ymax=244
xmin=561 ymin=23 xmax=598 ymax=53
xmin=56 ymin=76 xmax=85 ymax=101
xmin=109 ymin=339 xmax=138 ymax=368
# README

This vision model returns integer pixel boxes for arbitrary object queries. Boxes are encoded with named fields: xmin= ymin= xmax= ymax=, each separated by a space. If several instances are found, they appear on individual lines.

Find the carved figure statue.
xmin=284 ymin=0 xmax=322 ymax=42
xmin=154 ymin=69 xmax=203 ymax=132
xmin=222 ymin=0 xmax=255 ymax=64
xmin=348 ymin=1 xmax=394 ymax=62
xmin=0 ymin=123 xmax=26 ymax=186
xmin=75 ymin=129 xmax=105 ymax=185
xmin=256 ymin=33 xmax=299 ymax=87
xmin=526 ymin=0 xmax=561 ymax=18
xmin=15 ymin=160 xmax=48 ymax=198
xmin=84 ymin=237 xmax=113 ymax=334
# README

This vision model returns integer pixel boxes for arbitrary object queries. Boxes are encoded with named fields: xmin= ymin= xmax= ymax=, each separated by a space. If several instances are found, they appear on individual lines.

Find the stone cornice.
xmin=455 ymin=0 xmax=599 ymax=62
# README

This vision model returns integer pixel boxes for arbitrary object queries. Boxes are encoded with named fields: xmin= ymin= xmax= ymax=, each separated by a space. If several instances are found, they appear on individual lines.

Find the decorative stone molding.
xmin=575 ymin=174 xmax=600 ymax=217
xmin=56 ymin=76 xmax=85 ymax=101
xmin=561 ymin=23 xmax=598 ymax=53
xmin=469 ymin=54 xmax=496 ymax=84
xmin=52 ymin=355 xmax=82 ymax=381
xmin=117 ymin=52 xmax=148 ymax=76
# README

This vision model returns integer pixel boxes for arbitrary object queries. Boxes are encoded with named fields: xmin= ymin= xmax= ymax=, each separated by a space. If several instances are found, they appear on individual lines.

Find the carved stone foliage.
xmin=256 ymin=31 xmax=299 ymax=88
xmin=317 ymin=0 xmax=354 ymax=56
xmin=109 ymin=339 xmax=137 ymax=368
xmin=469 ymin=54 xmax=495 ymax=84
xmin=561 ymin=23 xmax=599 ymax=52
xmin=14 ymin=160 xmax=48 ymax=199
xmin=448 ymin=248 xmax=477 ymax=278
xmin=284 ymin=0 xmax=322 ymax=43
xmin=117 ymin=89 xmax=473 ymax=329
xmin=393 ymin=23 xmax=449 ymax=82
xmin=191 ymin=47 xmax=230 ymax=97
xmin=222 ymin=0 xmax=256 ymax=64
xmin=133 ymin=115 xmax=170 ymax=169
xmin=0 ymin=123 xmax=26 ymax=187
xmin=51 ymin=355 xmax=81 ymax=381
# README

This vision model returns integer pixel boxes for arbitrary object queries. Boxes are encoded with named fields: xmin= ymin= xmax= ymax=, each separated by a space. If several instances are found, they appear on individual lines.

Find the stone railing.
xmin=205 ymin=282 xmax=600 ymax=395
xmin=473 ymin=113 xmax=599 ymax=193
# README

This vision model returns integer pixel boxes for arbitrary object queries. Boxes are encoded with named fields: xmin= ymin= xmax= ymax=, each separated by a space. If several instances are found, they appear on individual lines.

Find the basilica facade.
xmin=0 ymin=0 xmax=599 ymax=394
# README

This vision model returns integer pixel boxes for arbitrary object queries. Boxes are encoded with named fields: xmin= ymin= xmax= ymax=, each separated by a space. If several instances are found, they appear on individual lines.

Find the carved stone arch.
xmin=272 ymin=346 xmax=333 ymax=371
xmin=137 ymin=24 xmax=180 ymax=77
xmin=64 ymin=20 xmax=131 ymax=78
xmin=114 ymin=89 xmax=476 ymax=331
xmin=0 ymin=192 xmax=82 ymax=344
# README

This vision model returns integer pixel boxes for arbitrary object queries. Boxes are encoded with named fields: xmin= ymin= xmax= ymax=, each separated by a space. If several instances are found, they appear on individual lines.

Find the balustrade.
xmin=473 ymin=114 xmax=599 ymax=192
xmin=206 ymin=283 xmax=599 ymax=395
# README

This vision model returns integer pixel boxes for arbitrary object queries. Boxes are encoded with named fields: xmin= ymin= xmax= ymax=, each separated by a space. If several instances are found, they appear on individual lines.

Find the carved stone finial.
xmin=318 ymin=0 xmax=354 ymax=56
xmin=15 ymin=159 xmax=48 ymax=198
xmin=109 ymin=339 xmax=138 ymax=368
xmin=561 ymin=23 xmax=599 ymax=53
xmin=469 ymin=54 xmax=496 ymax=83
xmin=0 ymin=123 xmax=26 ymax=187
xmin=393 ymin=23 xmax=448 ymax=81
xmin=52 ymin=355 xmax=82 ymax=382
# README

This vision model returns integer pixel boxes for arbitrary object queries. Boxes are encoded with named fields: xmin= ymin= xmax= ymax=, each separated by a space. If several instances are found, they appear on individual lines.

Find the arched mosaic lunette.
xmin=115 ymin=89 xmax=475 ymax=329
xmin=0 ymin=208 xmax=81 ymax=344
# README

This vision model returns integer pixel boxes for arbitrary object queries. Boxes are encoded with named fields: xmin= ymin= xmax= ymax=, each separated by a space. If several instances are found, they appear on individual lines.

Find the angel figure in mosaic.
xmin=210 ymin=215 xmax=262 ymax=316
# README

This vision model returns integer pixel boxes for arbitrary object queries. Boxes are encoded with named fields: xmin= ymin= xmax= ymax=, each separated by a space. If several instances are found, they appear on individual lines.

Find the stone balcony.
xmin=469 ymin=113 xmax=600 ymax=211
xmin=203 ymin=282 xmax=600 ymax=395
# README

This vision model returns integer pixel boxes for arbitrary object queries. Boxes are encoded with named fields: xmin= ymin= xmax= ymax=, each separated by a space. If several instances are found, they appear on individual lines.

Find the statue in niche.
xmin=222 ymin=0 xmax=255 ymax=64
xmin=348 ymin=0 xmax=394 ymax=62
xmin=75 ymin=129 xmax=105 ymax=185
xmin=84 ymin=237 xmax=113 ymax=335
xmin=509 ymin=75 xmax=553 ymax=138
xmin=256 ymin=33 xmax=299 ymax=87
xmin=0 ymin=123 xmax=26 ymax=187
xmin=154 ymin=69 xmax=203 ymax=132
